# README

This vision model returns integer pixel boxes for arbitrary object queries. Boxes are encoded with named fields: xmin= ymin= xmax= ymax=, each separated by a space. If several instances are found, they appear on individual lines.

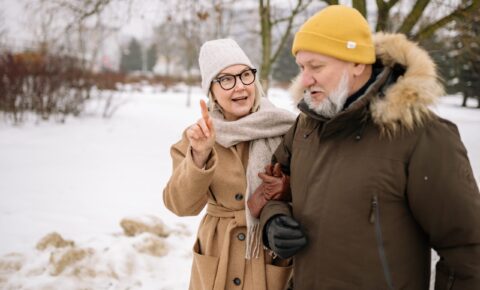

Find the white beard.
xmin=304 ymin=70 xmax=350 ymax=118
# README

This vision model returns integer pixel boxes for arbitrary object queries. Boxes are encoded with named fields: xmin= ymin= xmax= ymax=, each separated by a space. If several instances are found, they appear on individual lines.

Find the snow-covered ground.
xmin=0 ymin=86 xmax=478 ymax=289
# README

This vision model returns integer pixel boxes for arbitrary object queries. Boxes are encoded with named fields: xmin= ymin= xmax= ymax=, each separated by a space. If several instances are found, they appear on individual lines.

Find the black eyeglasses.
xmin=212 ymin=68 xmax=257 ymax=90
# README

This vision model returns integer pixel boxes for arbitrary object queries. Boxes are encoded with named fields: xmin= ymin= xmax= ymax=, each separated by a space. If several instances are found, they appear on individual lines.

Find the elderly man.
xmin=259 ymin=5 xmax=480 ymax=290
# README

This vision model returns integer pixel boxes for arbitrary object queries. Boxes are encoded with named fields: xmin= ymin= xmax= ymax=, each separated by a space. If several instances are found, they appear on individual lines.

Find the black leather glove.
xmin=263 ymin=215 xmax=307 ymax=259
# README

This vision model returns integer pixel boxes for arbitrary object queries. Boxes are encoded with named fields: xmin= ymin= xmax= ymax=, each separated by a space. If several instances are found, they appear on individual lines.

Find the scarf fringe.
xmin=245 ymin=223 xmax=261 ymax=259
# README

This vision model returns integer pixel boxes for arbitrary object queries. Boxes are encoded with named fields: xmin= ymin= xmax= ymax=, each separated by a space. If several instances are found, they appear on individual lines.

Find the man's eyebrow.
xmin=296 ymin=60 xmax=324 ymax=66
xmin=307 ymin=60 xmax=325 ymax=66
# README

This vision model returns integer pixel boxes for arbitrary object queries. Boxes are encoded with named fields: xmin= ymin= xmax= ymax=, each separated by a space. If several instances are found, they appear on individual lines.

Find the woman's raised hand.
xmin=186 ymin=100 xmax=216 ymax=168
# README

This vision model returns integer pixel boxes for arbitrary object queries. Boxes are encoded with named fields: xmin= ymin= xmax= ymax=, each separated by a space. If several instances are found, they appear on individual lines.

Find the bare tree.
xmin=168 ymin=0 xmax=209 ymax=106
xmin=211 ymin=0 xmax=237 ymax=39
xmin=159 ymin=0 xmax=240 ymax=105
xmin=16 ymin=0 xmax=478 ymax=100
xmin=153 ymin=21 xmax=181 ymax=79
xmin=26 ymin=0 xmax=131 ymax=68
xmin=374 ymin=0 xmax=403 ymax=31
xmin=0 ymin=10 xmax=7 ymax=52
xmin=450 ymin=7 xmax=480 ymax=108
xmin=411 ymin=0 xmax=479 ymax=40
xmin=349 ymin=0 xmax=480 ymax=41
xmin=257 ymin=0 xmax=478 ymax=91
xmin=0 ymin=10 xmax=5 ymax=36
xmin=258 ymin=0 xmax=314 ymax=91
xmin=48 ymin=0 xmax=119 ymax=32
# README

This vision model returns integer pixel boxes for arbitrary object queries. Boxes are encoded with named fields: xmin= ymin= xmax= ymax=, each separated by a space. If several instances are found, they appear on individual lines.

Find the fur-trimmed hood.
xmin=290 ymin=32 xmax=445 ymax=136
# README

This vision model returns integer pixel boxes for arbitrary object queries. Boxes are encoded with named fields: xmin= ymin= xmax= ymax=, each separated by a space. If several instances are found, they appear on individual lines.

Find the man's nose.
xmin=301 ymin=71 xmax=314 ymax=88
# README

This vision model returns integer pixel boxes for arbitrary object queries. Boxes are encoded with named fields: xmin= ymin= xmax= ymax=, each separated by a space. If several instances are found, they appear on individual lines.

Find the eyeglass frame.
xmin=211 ymin=68 xmax=257 ymax=91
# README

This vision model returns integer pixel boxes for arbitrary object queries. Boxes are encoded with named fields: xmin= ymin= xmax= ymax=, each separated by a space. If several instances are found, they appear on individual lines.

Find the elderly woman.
xmin=163 ymin=38 xmax=296 ymax=290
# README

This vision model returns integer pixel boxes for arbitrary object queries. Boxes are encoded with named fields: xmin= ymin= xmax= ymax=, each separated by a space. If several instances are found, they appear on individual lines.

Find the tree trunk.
xmin=259 ymin=0 xmax=312 ymax=92
xmin=375 ymin=0 xmax=388 ymax=31
xmin=352 ymin=0 xmax=367 ymax=17
xmin=259 ymin=0 xmax=272 ymax=92
xmin=375 ymin=0 xmax=401 ymax=32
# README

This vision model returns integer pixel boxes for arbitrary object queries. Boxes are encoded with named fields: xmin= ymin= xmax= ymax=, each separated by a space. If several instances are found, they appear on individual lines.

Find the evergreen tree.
xmin=120 ymin=38 xmax=143 ymax=72
xmin=451 ymin=9 xmax=480 ymax=108
xmin=146 ymin=43 xmax=157 ymax=72
xmin=420 ymin=36 xmax=452 ymax=93
xmin=272 ymin=35 xmax=298 ymax=84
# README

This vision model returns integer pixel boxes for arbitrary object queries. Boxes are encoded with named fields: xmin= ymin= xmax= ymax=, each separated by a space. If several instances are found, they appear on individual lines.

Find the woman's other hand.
xmin=258 ymin=163 xmax=291 ymax=201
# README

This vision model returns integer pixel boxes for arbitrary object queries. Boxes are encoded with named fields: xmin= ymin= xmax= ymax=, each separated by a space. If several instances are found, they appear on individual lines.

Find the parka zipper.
xmin=369 ymin=199 xmax=376 ymax=224
xmin=446 ymin=270 xmax=455 ymax=290
xmin=370 ymin=195 xmax=395 ymax=290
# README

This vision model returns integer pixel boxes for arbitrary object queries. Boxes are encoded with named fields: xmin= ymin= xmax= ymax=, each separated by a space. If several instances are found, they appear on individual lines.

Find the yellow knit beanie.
xmin=292 ymin=5 xmax=375 ymax=64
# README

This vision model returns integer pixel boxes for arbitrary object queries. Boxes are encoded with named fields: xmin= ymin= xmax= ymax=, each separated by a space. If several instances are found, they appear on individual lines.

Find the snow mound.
xmin=0 ymin=216 xmax=186 ymax=290
xmin=120 ymin=215 xmax=170 ymax=238
xmin=36 ymin=232 xmax=75 ymax=251
xmin=132 ymin=233 xmax=169 ymax=257
xmin=48 ymin=246 xmax=94 ymax=276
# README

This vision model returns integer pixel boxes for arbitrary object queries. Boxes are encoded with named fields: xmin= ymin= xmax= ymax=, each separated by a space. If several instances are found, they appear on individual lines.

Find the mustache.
xmin=303 ymin=90 xmax=335 ymax=106
xmin=304 ymin=88 xmax=325 ymax=94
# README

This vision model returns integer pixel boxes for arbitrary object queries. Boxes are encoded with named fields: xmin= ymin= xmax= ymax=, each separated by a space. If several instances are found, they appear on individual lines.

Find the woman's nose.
xmin=233 ymin=76 xmax=246 ymax=90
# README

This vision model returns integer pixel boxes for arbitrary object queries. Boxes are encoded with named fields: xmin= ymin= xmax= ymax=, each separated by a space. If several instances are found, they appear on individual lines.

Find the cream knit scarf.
xmin=211 ymin=97 xmax=296 ymax=259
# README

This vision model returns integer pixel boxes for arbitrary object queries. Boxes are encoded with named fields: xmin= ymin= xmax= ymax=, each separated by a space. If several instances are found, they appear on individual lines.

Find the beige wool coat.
xmin=163 ymin=132 xmax=292 ymax=290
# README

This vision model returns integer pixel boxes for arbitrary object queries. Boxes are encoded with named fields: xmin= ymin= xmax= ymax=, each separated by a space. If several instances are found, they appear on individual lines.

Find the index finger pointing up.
xmin=200 ymin=99 xmax=209 ymax=121
xmin=200 ymin=99 xmax=214 ymax=130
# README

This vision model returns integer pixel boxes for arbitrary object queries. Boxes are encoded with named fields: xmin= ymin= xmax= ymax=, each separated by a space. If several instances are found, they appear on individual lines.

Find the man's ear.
xmin=352 ymin=63 xmax=367 ymax=77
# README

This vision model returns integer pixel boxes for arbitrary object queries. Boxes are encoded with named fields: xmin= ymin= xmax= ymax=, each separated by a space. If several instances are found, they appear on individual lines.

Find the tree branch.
xmin=271 ymin=1 xmax=311 ymax=25
xmin=414 ymin=0 xmax=480 ymax=40
xmin=397 ymin=0 xmax=429 ymax=35
xmin=49 ymin=0 xmax=115 ymax=33
xmin=270 ymin=0 xmax=311 ymax=65
xmin=375 ymin=0 xmax=401 ymax=31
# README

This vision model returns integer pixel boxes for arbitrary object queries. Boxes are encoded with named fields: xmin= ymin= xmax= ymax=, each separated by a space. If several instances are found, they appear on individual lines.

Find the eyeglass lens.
xmin=217 ymin=69 xmax=256 ymax=90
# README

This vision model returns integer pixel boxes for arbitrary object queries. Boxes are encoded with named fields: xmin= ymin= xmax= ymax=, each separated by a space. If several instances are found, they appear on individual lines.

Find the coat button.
xmin=233 ymin=277 xmax=241 ymax=285
xmin=237 ymin=233 xmax=245 ymax=241
xmin=235 ymin=193 xmax=243 ymax=200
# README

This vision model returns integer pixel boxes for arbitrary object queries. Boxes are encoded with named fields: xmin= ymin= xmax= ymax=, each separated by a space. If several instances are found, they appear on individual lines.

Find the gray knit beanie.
xmin=198 ymin=38 xmax=254 ymax=95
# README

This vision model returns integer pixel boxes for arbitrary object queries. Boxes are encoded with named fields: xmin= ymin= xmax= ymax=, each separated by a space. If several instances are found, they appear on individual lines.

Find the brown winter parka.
xmin=260 ymin=33 xmax=480 ymax=290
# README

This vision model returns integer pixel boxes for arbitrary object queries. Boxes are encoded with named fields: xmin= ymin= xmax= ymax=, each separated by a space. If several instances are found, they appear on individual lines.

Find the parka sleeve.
xmin=271 ymin=115 xmax=299 ymax=175
xmin=406 ymin=118 xmax=480 ymax=290
xmin=163 ymin=132 xmax=218 ymax=216
xmin=260 ymin=116 xmax=299 ymax=228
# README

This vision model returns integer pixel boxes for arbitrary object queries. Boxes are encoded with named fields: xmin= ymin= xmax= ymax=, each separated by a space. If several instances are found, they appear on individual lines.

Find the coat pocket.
xmin=265 ymin=263 xmax=293 ymax=290
xmin=190 ymin=241 xmax=219 ymax=290
xmin=369 ymin=194 xmax=395 ymax=290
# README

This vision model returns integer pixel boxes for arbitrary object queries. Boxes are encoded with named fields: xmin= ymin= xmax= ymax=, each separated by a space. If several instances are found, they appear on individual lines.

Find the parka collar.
xmin=297 ymin=65 xmax=393 ymax=139
xmin=290 ymin=33 xmax=444 ymax=137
